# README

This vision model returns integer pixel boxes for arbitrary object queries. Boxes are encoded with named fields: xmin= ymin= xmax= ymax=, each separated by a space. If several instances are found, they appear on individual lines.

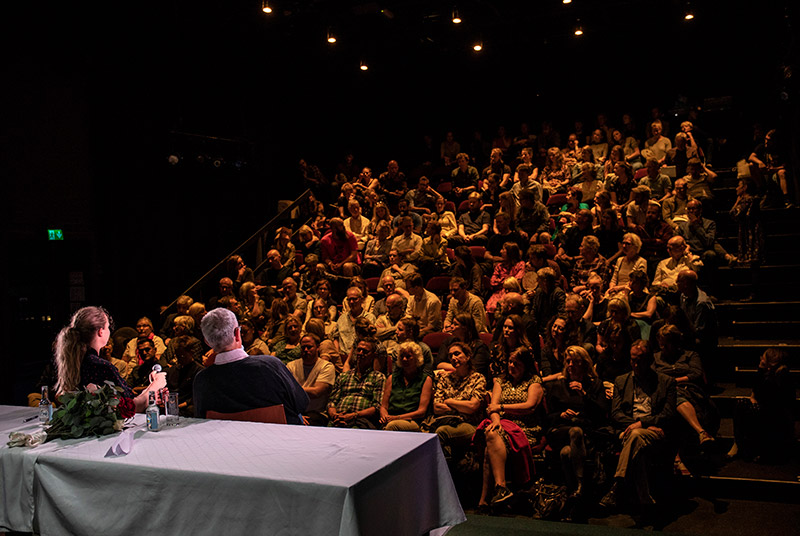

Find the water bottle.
xmin=38 ymin=386 xmax=53 ymax=424
xmin=146 ymin=391 xmax=160 ymax=432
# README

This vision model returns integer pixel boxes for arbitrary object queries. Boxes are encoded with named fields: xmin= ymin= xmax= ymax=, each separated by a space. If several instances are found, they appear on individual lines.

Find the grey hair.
xmin=201 ymin=308 xmax=239 ymax=351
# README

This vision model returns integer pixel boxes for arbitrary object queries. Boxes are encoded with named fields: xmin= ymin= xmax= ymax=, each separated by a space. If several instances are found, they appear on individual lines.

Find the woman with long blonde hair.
xmin=54 ymin=306 xmax=166 ymax=412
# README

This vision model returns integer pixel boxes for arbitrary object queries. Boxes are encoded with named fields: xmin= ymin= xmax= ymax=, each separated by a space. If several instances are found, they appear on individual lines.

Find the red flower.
xmin=117 ymin=397 xmax=136 ymax=419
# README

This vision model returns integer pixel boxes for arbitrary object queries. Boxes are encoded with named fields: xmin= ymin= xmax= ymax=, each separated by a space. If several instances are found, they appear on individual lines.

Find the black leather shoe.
xmin=599 ymin=483 xmax=619 ymax=509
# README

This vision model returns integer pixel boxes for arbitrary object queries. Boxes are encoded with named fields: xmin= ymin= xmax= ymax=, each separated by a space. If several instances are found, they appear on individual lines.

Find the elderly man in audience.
xmin=661 ymin=178 xmax=693 ymax=230
xmin=377 ymin=249 xmax=417 ymax=293
xmin=653 ymin=236 xmax=702 ymax=293
xmin=334 ymin=286 xmax=377 ymax=357
xmin=405 ymin=273 xmax=443 ymax=337
xmin=391 ymin=216 xmax=424 ymax=262
xmin=634 ymin=201 xmax=674 ymax=270
xmin=280 ymin=277 xmax=307 ymax=321
xmin=444 ymin=276 xmax=489 ymax=333
xmin=677 ymin=199 xmax=736 ymax=268
xmin=123 ymin=317 xmax=166 ymax=362
xmin=372 ymin=274 xmax=408 ymax=317
xmin=320 ymin=217 xmax=361 ymax=277
xmin=375 ymin=293 xmax=408 ymax=344
xmin=193 ymin=308 xmax=308 ymax=423
xmin=287 ymin=333 xmax=336 ymax=426
xmin=327 ymin=337 xmax=386 ymax=429
xmin=600 ymin=340 xmax=677 ymax=510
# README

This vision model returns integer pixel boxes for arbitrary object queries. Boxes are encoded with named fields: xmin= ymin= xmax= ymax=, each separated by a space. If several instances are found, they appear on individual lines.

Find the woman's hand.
xmin=487 ymin=403 xmax=501 ymax=414
xmin=379 ymin=407 xmax=390 ymax=424
xmin=560 ymin=408 xmax=579 ymax=420
xmin=148 ymin=372 xmax=167 ymax=392
xmin=568 ymin=381 xmax=585 ymax=394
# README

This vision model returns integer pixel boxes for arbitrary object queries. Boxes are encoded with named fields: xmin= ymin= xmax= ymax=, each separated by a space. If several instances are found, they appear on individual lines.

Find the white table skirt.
xmin=0 ymin=406 xmax=465 ymax=535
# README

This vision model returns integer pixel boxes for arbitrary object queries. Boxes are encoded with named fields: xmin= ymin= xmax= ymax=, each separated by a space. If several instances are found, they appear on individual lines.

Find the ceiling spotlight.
xmin=261 ymin=1 xmax=272 ymax=14
xmin=562 ymin=0 xmax=572 ymax=3
xmin=574 ymin=20 xmax=584 ymax=36
xmin=360 ymin=60 xmax=368 ymax=71
xmin=473 ymin=41 xmax=483 ymax=52
xmin=684 ymin=10 xmax=694 ymax=20
xmin=452 ymin=9 xmax=461 ymax=24
xmin=327 ymin=29 xmax=337 ymax=43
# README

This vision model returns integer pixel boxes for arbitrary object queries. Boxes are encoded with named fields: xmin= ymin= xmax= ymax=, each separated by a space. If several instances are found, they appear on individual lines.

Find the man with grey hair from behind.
xmin=192 ymin=308 xmax=308 ymax=424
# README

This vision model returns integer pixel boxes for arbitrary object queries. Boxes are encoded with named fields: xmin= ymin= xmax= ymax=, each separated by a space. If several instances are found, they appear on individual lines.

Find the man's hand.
xmin=620 ymin=421 xmax=642 ymax=439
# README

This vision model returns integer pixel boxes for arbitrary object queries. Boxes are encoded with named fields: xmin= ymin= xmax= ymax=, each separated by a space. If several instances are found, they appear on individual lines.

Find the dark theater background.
xmin=1 ymin=0 xmax=797 ymax=404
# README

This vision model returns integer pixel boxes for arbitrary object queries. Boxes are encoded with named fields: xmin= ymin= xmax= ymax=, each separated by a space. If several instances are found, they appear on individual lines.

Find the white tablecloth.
xmin=0 ymin=406 xmax=465 ymax=535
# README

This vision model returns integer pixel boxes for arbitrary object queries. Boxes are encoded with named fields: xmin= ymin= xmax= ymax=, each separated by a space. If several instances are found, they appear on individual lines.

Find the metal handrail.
xmin=159 ymin=189 xmax=313 ymax=317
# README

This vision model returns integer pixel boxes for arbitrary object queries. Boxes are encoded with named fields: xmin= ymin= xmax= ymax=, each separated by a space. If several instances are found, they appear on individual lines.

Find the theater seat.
xmin=422 ymin=332 xmax=451 ymax=354
xmin=206 ymin=405 xmax=287 ymax=424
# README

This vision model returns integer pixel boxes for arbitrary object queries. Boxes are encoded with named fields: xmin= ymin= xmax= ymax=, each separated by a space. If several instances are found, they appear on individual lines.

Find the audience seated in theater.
xmin=514 ymin=147 xmax=540 ymax=182
xmin=377 ymin=160 xmax=408 ymax=210
xmin=653 ymin=236 xmax=702 ymax=293
xmin=327 ymin=337 xmax=386 ymax=429
xmin=263 ymin=298 xmax=290 ymax=348
xmin=545 ymin=345 xmax=609 ymax=501
xmin=241 ymin=320 xmax=269 ymax=355
xmin=165 ymin=335 xmax=205 ymax=417
xmin=239 ymin=281 xmax=266 ymax=328
xmin=729 ymin=348 xmax=795 ymax=463
xmin=594 ymin=207 xmax=625 ymax=262
xmin=379 ymin=341 xmax=433 ymax=432
xmin=612 ymin=128 xmax=642 ymax=170
xmin=258 ymin=249 xmax=294 ymax=299
xmin=444 ymin=277 xmax=489 ymax=334
xmin=128 ymin=338 xmax=163 ymax=389
xmin=193 ymin=308 xmax=308 ymax=423
xmin=654 ymin=325 xmax=718 ymax=449
xmin=476 ymin=347 xmax=544 ymax=510
xmin=570 ymin=236 xmax=607 ymax=292
xmin=162 ymin=315 xmax=204 ymax=366
xmin=682 ymin=158 xmax=717 ymax=209
xmin=430 ymin=197 xmax=459 ymax=240
xmin=528 ymin=267 xmax=566 ymax=337
xmin=515 ymin=189 xmax=551 ymax=243
xmin=677 ymin=270 xmax=718 ymax=376
xmin=159 ymin=295 xmax=194 ymax=339
xmin=605 ymin=161 xmax=635 ymax=210
xmin=437 ymin=313 xmax=491 ymax=379
xmin=662 ymin=178 xmax=693 ymax=230
xmin=677 ymin=199 xmax=736 ymax=268
xmin=540 ymin=315 xmax=581 ymax=382
xmin=589 ymin=129 xmax=610 ymax=164
xmin=450 ymin=192 xmax=491 ymax=247
xmin=375 ymin=292 xmax=407 ymax=342
xmin=626 ymin=186 xmax=651 ymax=232
xmin=362 ymin=220 xmax=393 ymax=278
xmin=492 ymin=292 xmax=541 ymax=360
xmin=320 ymin=217 xmax=361 ymax=278
xmin=404 ymin=273 xmax=443 ymax=337
xmin=575 ymin=162 xmax=602 ymax=204
xmin=486 ymin=242 xmax=526 ymax=314
xmin=273 ymin=227 xmax=297 ymax=270
xmin=372 ymin=275 xmax=408 ymax=317
xmin=512 ymin=162 xmax=544 ymax=205
xmin=303 ymin=279 xmax=338 ymax=325
xmin=451 ymin=152 xmax=481 ymax=200
xmin=405 ymin=176 xmax=442 ymax=215
xmin=422 ymin=341 xmax=487 ymax=462
xmin=480 ymin=173 xmax=503 ymax=214
xmin=123 ymin=317 xmax=166 ymax=362
xmin=417 ymin=220 xmax=451 ymax=279
xmin=599 ymin=340 xmax=676 ymax=510
xmin=565 ymin=293 xmax=596 ymax=347
xmin=524 ymin=244 xmax=562 ymax=296
xmin=595 ymin=319 xmax=635 ymax=386
xmin=392 ymin=316 xmax=435 ymax=375
xmin=729 ymin=177 xmax=764 ymax=267
xmin=562 ymin=133 xmax=581 ymax=163
xmin=272 ymin=315 xmax=303 ymax=365
xmin=334 ymin=286 xmax=377 ymax=357
xmin=626 ymin=270 xmax=659 ymax=328
xmin=607 ymin=233 xmax=647 ymax=296
xmin=304 ymin=318 xmax=343 ymax=374
xmin=556 ymin=209 xmax=595 ymax=277
xmin=643 ymin=120 xmax=672 ymax=166
xmin=287 ymin=333 xmax=336 ymax=426
xmin=391 ymin=198 xmax=424 ymax=234
xmin=366 ymin=201 xmax=392 ymax=240
xmin=485 ymin=212 xmax=526 ymax=265
xmin=489 ymin=314 xmax=535 ymax=380
xmin=482 ymin=148 xmax=513 ymax=190
xmin=391 ymin=216 xmax=424 ymax=262
xmin=208 ymin=277 xmax=235 ymax=311
xmin=580 ymin=273 xmax=609 ymax=325
xmin=748 ymin=128 xmax=793 ymax=208
xmin=344 ymin=199 xmax=371 ymax=251
xmin=639 ymin=158 xmax=673 ymax=202
xmin=377 ymin=250 xmax=416 ymax=293
xmin=635 ymin=201 xmax=674 ymax=271
xmin=225 ymin=256 xmax=254 ymax=298
xmin=541 ymin=148 xmax=571 ymax=194
xmin=452 ymin=245 xmax=484 ymax=295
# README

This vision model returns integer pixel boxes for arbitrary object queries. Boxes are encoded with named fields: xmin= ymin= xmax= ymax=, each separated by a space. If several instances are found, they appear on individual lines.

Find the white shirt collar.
xmin=214 ymin=347 xmax=249 ymax=365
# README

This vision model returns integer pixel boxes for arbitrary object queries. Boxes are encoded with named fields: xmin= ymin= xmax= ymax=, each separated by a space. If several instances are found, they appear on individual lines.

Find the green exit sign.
xmin=47 ymin=229 xmax=64 ymax=241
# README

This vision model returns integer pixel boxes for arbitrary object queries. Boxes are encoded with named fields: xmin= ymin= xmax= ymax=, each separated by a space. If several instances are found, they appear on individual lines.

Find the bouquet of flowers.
xmin=44 ymin=381 xmax=136 ymax=442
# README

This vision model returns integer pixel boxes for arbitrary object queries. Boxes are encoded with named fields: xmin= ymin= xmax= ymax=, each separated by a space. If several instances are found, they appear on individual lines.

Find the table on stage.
xmin=0 ymin=406 xmax=465 ymax=535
